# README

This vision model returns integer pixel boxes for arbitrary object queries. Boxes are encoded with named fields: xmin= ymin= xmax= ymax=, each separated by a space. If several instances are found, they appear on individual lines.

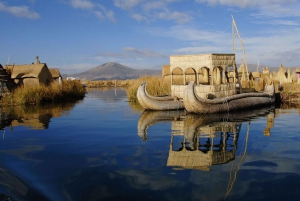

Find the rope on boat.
xmin=223 ymin=97 xmax=230 ymax=113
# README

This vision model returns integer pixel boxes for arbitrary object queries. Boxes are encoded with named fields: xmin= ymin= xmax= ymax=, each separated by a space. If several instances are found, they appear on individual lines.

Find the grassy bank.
xmin=125 ymin=76 xmax=171 ymax=103
xmin=0 ymin=80 xmax=85 ymax=105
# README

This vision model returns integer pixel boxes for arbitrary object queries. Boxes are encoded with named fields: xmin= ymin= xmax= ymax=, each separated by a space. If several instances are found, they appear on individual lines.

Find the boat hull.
xmin=137 ymin=82 xmax=185 ymax=110
xmin=183 ymin=81 xmax=275 ymax=114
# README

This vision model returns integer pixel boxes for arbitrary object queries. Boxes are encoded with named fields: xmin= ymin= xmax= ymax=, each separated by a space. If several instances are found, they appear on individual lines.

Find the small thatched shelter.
xmin=49 ymin=68 xmax=62 ymax=84
xmin=0 ymin=64 xmax=16 ymax=96
xmin=5 ymin=56 xmax=53 ymax=87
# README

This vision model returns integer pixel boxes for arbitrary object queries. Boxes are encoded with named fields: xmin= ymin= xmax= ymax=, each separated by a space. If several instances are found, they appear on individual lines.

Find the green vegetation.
xmin=125 ymin=76 xmax=171 ymax=103
xmin=0 ymin=80 xmax=85 ymax=105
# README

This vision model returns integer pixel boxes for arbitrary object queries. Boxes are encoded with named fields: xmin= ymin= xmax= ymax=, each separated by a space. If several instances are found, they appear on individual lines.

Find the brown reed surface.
xmin=126 ymin=76 xmax=171 ymax=103
xmin=0 ymin=80 xmax=85 ymax=105
xmin=281 ymin=82 xmax=300 ymax=94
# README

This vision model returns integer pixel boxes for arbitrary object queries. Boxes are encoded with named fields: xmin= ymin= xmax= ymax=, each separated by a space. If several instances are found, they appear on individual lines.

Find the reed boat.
xmin=137 ymin=82 xmax=185 ymax=110
xmin=183 ymin=81 xmax=275 ymax=114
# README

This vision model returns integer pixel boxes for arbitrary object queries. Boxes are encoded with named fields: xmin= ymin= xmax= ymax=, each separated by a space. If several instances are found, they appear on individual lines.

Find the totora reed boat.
xmin=137 ymin=82 xmax=185 ymax=110
xmin=183 ymin=81 xmax=275 ymax=114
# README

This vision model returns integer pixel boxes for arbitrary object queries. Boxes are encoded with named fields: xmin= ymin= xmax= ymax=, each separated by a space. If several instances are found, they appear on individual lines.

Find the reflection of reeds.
xmin=1 ymin=102 xmax=79 ymax=130
xmin=85 ymin=80 xmax=132 ymax=87
xmin=125 ymin=76 xmax=171 ymax=103
xmin=0 ymin=80 xmax=85 ymax=105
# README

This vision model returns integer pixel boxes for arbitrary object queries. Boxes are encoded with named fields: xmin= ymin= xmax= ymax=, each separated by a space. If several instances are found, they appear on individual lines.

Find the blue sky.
xmin=0 ymin=0 xmax=300 ymax=74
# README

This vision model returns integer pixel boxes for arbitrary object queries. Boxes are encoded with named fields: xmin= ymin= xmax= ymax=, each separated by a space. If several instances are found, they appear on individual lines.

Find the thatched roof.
xmin=49 ymin=68 xmax=62 ymax=78
xmin=5 ymin=63 xmax=49 ymax=79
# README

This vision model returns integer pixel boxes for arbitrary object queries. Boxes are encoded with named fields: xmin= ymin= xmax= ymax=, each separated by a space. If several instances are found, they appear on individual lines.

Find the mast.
xmin=232 ymin=15 xmax=249 ymax=81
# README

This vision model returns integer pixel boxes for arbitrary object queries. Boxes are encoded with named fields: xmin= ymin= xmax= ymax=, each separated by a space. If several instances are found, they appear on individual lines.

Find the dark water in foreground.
xmin=0 ymin=88 xmax=300 ymax=201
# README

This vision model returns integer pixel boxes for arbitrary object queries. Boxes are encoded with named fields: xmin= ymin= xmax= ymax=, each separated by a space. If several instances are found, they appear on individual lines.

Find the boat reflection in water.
xmin=137 ymin=107 xmax=275 ymax=170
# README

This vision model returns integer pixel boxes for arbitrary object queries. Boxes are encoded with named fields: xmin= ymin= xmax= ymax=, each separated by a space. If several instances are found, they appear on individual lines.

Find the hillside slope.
xmin=69 ymin=62 xmax=161 ymax=80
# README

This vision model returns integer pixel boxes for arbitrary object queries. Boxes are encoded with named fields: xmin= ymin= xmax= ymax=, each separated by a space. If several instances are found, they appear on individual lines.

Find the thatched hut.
xmin=49 ymin=68 xmax=62 ymax=84
xmin=0 ymin=64 xmax=16 ymax=96
xmin=5 ymin=56 xmax=53 ymax=87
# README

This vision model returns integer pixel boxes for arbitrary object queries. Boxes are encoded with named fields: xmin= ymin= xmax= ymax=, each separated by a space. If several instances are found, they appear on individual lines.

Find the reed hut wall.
xmin=49 ymin=68 xmax=62 ymax=82
xmin=5 ymin=63 xmax=53 ymax=87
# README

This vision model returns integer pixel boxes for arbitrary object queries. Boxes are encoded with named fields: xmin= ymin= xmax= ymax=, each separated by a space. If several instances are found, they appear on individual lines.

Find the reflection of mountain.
xmin=137 ymin=107 xmax=275 ymax=170
xmin=0 ymin=102 xmax=79 ymax=130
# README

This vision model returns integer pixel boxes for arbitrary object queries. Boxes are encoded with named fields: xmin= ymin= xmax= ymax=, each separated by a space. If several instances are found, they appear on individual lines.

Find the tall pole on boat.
xmin=232 ymin=15 xmax=249 ymax=81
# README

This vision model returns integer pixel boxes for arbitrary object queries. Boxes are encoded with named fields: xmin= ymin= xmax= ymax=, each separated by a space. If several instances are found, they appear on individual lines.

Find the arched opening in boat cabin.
xmin=185 ymin=68 xmax=196 ymax=85
xmin=172 ymin=67 xmax=184 ymax=85
xmin=226 ymin=65 xmax=236 ymax=83
xmin=212 ymin=66 xmax=222 ymax=85
xmin=198 ymin=67 xmax=210 ymax=85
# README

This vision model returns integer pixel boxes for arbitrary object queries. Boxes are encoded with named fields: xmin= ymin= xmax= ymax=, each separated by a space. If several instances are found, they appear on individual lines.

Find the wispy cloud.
xmin=196 ymin=0 xmax=300 ymax=18
xmin=94 ymin=47 xmax=167 ymax=60
xmin=68 ymin=0 xmax=116 ymax=22
xmin=113 ymin=0 xmax=142 ymax=10
xmin=91 ymin=47 xmax=168 ymax=70
xmin=0 ymin=2 xmax=40 ymax=19
xmin=113 ymin=0 xmax=193 ymax=24
xmin=145 ymin=24 xmax=300 ymax=66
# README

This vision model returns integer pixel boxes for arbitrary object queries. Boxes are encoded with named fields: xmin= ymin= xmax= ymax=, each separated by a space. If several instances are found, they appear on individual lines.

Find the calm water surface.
xmin=0 ymin=88 xmax=300 ymax=201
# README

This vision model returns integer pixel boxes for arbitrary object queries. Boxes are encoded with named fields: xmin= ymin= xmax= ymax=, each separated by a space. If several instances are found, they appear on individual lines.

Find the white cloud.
xmin=113 ymin=0 xmax=142 ymax=10
xmin=196 ymin=0 xmax=300 ymax=18
xmin=94 ymin=47 xmax=167 ymax=60
xmin=67 ymin=1 xmax=116 ymax=22
xmin=0 ymin=2 xmax=40 ymax=19
xmin=94 ymin=4 xmax=116 ymax=22
xmin=91 ymin=47 xmax=168 ymax=70
xmin=53 ymin=63 xmax=96 ymax=74
xmin=155 ymin=10 xmax=193 ymax=23
xmin=113 ymin=0 xmax=193 ymax=24
xmin=69 ymin=0 xmax=94 ymax=10
xmin=145 ymin=24 xmax=300 ymax=67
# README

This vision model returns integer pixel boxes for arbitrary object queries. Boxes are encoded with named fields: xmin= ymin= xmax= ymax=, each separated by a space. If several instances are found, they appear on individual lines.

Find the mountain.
xmin=69 ymin=62 xmax=161 ymax=80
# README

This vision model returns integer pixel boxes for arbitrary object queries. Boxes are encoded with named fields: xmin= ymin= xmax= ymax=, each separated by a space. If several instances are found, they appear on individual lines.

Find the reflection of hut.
xmin=4 ymin=56 xmax=53 ymax=87
xmin=263 ymin=113 xmax=274 ymax=136
xmin=49 ymin=68 xmax=62 ymax=84
xmin=170 ymin=54 xmax=238 ymax=99
xmin=167 ymin=120 xmax=240 ymax=171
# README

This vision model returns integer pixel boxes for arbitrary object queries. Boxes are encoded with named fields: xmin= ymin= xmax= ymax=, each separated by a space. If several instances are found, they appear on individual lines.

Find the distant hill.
xmin=68 ymin=62 xmax=161 ymax=80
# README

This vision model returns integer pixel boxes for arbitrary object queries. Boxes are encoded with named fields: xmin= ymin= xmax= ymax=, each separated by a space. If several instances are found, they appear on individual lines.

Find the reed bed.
xmin=281 ymin=82 xmax=300 ymax=94
xmin=126 ymin=76 xmax=171 ymax=103
xmin=0 ymin=80 xmax=85 ymax=105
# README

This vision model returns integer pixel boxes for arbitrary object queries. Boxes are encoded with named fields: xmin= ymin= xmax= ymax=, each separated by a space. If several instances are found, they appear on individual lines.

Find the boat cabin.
xmin=170 ymin=53 xmax=239 ymax=99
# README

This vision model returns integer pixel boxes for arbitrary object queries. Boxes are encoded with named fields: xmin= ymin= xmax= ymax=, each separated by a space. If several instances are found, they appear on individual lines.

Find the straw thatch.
xmin=275 ymin=64 xmax=291 ymax=84
xmin=5 ymin=61 xmax=53 ymax=87
xmin=49 ymin=68 xmax=62 ymax=83
xmin=0 ymin=64 xmax=15 ymax=96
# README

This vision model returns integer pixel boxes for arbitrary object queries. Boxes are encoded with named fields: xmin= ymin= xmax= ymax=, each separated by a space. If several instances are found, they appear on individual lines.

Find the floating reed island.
xmin=0 ymin=57 xmax=85 ymax=106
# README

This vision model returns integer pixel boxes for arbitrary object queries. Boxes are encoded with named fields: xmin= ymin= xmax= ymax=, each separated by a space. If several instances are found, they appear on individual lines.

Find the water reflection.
xmin=137 ymin=108 xmax=276 ymax=198
xmin=138 ymin=107 xmax=275 ymax=170
xmin=0 ymin=102 xmax=79 ymax=131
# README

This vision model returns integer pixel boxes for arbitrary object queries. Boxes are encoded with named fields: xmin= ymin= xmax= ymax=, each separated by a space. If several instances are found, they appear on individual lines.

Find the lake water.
xmin=0 ymin=87 xmax=300 ymax=201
